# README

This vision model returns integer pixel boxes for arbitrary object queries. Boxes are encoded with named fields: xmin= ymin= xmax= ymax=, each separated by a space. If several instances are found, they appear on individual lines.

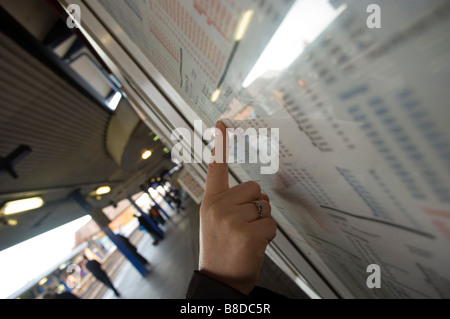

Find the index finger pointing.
xmin=204 ymin=121 xmax=229 ymax=195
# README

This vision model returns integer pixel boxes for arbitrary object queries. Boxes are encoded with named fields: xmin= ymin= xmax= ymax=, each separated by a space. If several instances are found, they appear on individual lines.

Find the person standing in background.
xmin=116 ymin=233 xmax=151 ymax=269
xmin=83 ymin=255 xmax=120 ymax=297
xmin=134 ymin=213 xmax=164 ymax=245
xmin=148 ymin=205 xmax=166 ymax=226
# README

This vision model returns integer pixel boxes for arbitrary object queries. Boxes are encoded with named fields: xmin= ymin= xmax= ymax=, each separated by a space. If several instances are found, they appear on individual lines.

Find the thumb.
xmin=204 ymin=121 xmax=229 ymax=195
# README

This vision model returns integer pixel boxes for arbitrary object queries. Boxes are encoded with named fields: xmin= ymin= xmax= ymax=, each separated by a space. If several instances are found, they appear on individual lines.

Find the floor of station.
xmin=100 ymin=194 xmax=309 ymax=299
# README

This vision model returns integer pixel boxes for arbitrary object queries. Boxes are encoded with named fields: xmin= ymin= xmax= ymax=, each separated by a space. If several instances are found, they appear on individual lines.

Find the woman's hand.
xmin=198 ymin=121 xmax=277 ymax=295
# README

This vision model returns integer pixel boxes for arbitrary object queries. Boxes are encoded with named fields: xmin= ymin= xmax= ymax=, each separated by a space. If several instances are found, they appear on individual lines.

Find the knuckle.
xmin=266 ymin=218 xmax=277 ymax=237
xmin=267 ymin=218 xmax=277 ymax=229
xmin=244 ymin=181 xmax=261 ymax=195
xmin=262 ymin=201 xmax=271 ymax=215
xmin=266 ymin=218 xmax=277 ymax=240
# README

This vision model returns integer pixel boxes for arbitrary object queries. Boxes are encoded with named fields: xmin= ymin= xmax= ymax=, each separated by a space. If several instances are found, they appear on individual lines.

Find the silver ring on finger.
xmin=251 ymin=200 xmax=263 ymax=219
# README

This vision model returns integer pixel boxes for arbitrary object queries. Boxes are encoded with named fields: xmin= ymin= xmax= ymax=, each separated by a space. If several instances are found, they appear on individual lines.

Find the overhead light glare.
xmin=1 ymin=197 xmax=44 ymax=215
xmin=142 ymin=150 xmax=152 ymax=160
xmin=7 ymin=219 xmax=18 ymax=226
xmin=242 ymin=1 xmax=347 ymax=88
xmin=108 ymin=92 xmax=122 ymax=111
xmin=235 ymin=10 xmax=254 ymax=41
xmin=38 ymin=277 xmax=48 ymax=286
xmin=96 ymin=186 xmax=111 ymax=195
xmin=211 ymin=89 xmax=221 ymax=102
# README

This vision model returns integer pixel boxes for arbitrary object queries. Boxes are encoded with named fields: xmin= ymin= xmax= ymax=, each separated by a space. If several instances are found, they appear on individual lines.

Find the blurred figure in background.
xmin=164 ymin=186 xmax=185 ymax=212
xmin=148 ymin=204 xmax=166 ymax=226
xmin=134 ymin=213 xmax=164 ymax=245
xmin=83 ymin=255 xmax=120 ymax=297
xmin=116 ymin=233 xmax=151 ymax=269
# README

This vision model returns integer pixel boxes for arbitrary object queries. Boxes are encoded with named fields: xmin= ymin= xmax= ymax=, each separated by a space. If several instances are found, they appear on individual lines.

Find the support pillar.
xmin=71 ymin=190 xmax=148 ymax=276
xmin=140 ymin=185 xmax=171 ymax=220
xmin=127 ymin=195 xmax=164 ymax=238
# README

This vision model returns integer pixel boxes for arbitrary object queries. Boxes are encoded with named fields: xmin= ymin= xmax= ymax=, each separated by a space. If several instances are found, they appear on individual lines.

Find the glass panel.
xmin=87 ymin=0 xmax=450 ymax=298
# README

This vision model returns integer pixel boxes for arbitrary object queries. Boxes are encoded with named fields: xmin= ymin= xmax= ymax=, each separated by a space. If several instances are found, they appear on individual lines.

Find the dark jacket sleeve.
xmin=186 ymin=270 xmax=249 ymax=299
xmin=186 ymin=270 xmax=288 ymax=299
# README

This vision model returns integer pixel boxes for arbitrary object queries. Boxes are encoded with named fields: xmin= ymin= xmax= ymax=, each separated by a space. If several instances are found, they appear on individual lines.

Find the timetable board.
xmin=69 ymin=0 xmax=450 ymax=298
xmin=177 ymin=168 xmax=205 ymax=205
